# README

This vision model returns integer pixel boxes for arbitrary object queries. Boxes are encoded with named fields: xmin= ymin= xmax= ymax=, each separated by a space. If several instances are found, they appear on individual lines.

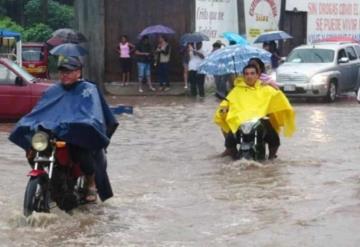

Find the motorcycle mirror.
xmin=15 ymin=76 xmax=24 ymax=86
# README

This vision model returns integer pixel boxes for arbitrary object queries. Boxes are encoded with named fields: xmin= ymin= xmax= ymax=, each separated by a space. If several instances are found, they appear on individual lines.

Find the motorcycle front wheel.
xmin=23 ymin=176 xmax=50 ymax=216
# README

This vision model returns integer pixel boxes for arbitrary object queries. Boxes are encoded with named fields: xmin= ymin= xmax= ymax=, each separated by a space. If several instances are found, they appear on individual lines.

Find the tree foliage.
xmin=23 ymin=23 xmax=53 ymax=42
xmin=0 ymin=0 xmax=74 ymax=42
xmin=0 ymin=17 xmax=24 ymax=33
xmin=25 ymin=0 xmax=74 ymax=30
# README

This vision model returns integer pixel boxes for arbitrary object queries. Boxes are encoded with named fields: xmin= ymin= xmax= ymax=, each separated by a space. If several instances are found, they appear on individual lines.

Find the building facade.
xmin=75 ymin=0 xmax=318 ymax=84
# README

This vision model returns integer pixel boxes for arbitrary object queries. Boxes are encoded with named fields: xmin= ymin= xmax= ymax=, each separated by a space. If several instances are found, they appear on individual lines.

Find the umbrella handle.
xmin=232 ymin=56 xmax=237 ymax=75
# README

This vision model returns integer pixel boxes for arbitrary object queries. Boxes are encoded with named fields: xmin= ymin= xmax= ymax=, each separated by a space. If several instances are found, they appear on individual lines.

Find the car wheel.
xmin=325 ymin=81 xmax=337 ymax=103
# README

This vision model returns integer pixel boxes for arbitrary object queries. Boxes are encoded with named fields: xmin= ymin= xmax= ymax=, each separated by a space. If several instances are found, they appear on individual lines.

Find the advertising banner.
xmin=243 ymin=0 xmax=282 ymax=44
xmin=195 ymin=0 xmax=239 ymax=44
xmin=306 ymin=0 xmax=360 ymax=43
xmin=285 ymin=0 xmax=307 ymax=11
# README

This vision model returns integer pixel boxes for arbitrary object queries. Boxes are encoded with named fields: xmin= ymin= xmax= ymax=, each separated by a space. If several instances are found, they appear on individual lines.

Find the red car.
xmin=22 ymin=42 xmax=50 ymax=79
xmin=0 ymin=58 xmax=51 ymax=120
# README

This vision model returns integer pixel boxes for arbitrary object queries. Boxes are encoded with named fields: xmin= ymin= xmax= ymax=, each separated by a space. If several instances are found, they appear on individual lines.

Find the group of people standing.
xmin=116 ymin=35 xmax=208 ymax=97
xmin=116 ymin=35 xmax=171 ymax=93
xmin=116 ymin=35 xmax=281 ymax=97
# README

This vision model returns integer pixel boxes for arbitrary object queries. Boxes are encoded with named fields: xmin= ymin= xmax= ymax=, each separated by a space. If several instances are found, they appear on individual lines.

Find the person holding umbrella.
xmin=188 ymin=42 xmax=206 ymax=97
xmin=154 ymin=35 xmax=171 ymax=91
xmin=212 ymin=41 xmax=229 ymax=96
xmin=135 ymin=35 xmax=156 ymax=93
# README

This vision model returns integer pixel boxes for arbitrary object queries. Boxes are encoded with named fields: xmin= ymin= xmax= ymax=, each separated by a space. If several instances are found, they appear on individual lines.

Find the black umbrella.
xmin=139 ymin=24 xmax=175 ymax=37
xmin=50 ymin=43 xmax=88 ymax=56
xmin=52 ymin=28 xmax=87 ymax=44
xmin=180 ymin=32 xmax=209 ymax=45
xmin=253 ymin=31 xmax=293 ymax=43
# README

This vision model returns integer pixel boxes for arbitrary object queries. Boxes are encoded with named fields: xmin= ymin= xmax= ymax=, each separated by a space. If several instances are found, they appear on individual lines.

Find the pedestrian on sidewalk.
xmin=188 ymin=42 xmax=206 ymax=97
xmin=212 ymin=41 xmax=229 ymax=96
xmin=135 ymin=35 xmax=156 ymax=93
xmin=181 ymin=43 xmax=191 ymax=89
xmin=116 ymin=35 xmax=135 ymax=87
xmin=154 ymin=35 xmax=171 ymax=91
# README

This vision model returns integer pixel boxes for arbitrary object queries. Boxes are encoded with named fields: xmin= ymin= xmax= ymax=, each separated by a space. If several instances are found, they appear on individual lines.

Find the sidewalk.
xmin=105 ymin=82 xmax=188 ymax=96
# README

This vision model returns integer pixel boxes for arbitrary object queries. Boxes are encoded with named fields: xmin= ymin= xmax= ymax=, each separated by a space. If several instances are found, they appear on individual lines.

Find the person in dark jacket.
xmin=135 ymin=35 xmax=156 ymax=93
xmin=9 ymin=56 xmax=118 ymax=203
xmin=154 ymin=35 xmax=171 ymax=91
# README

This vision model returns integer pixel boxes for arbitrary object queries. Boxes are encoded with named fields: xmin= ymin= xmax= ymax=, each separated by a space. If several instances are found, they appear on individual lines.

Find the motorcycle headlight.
xmin=31 ymin=131 xmax=49 ymax=151
xmin=310 ymin=74 xmax=328 ymax=86
xmin=240 ymin=121 xmax=257 ymax=135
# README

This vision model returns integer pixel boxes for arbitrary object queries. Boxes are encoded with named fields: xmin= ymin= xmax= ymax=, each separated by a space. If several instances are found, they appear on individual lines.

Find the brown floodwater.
xmin=0 ymin=95 xmax=360 ymax=246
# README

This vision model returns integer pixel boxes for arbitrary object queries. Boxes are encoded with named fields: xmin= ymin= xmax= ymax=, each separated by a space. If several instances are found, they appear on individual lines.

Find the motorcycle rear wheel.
xmin=23 ymin=177 xmax=50 ymax=216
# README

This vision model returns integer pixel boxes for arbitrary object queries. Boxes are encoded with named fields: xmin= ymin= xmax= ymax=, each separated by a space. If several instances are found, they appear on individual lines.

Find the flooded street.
xmin=1 ymin=96 xmax=360 ymax=246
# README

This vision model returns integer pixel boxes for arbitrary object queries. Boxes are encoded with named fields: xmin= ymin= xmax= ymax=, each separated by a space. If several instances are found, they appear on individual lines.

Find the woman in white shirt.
xmin=188 ymin=42 xmax=206 ymax=97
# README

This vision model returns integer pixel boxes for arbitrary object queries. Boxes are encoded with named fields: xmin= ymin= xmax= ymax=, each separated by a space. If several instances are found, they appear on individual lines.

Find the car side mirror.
xmin=15 ymin=76 xmax=24 ymax=86
xmin=338 ymin=57 xmax=349 ymax=63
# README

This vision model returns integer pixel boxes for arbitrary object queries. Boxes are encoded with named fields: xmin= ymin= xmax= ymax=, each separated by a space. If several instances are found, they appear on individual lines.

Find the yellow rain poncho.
xmin=214 ymin=77 xmax=296 ymax=137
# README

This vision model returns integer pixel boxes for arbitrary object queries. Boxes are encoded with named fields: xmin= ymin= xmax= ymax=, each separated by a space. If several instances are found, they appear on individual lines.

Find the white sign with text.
xmin=243 ymin=0 xmax=282 ymax=44
xmin=306 ymin=0 xmax=360 ymax=43
xmin=195 ymin=0 xmax=239 ymax=43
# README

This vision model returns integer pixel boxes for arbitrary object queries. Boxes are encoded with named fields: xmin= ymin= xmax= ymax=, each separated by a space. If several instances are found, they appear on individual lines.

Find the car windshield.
xmin=22 ymin=47 xmax=43 ymax=62
xmin=286 ymin=49 xmax=334 ymax=63
xmin=8 ymin=60 xmax=35 ymax=82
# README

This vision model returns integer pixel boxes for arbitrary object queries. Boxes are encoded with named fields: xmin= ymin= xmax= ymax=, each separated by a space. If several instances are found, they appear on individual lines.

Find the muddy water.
xmin=1 ymin=96 xmax=360 ymax=246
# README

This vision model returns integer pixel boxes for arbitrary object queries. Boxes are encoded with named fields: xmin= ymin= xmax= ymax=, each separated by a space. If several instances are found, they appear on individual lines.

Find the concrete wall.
xmin=75 ymin=0 xmax=105 ymax=86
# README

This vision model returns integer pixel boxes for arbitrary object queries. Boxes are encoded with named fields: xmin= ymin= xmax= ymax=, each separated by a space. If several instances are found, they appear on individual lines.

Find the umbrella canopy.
xmin=180 ymin=32 xmax=209 ymax=45
xmin=139 ymin=25 xmax=175 ymax=37
xmin=223 ymin=32 xmax=248 ymax=45
xmin=0 ymin=28 xmax=21 ymax=41
xmin=198 ymin=44 xmax=271 ymax=75
xmin=50 ymin=43 xmax=88 ymax=56
xmin=254 ymin=31 xmax=293 ymax=43
xmin=46 ymin=36 xmax=65 ymax=47
xmin=52 ymin=28 xmax=87 ymax=43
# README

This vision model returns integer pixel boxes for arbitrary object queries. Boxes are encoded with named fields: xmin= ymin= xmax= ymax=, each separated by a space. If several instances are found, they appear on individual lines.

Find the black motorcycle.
xmin=233 ymin=117 xmax=268 ymax=161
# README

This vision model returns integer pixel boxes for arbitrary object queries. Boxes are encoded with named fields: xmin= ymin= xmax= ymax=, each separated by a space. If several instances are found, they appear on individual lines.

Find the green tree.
xmin=0 ymin=0 xmax=26 ymax=25
xmin=24 ymin=0 xmax=74 ymax=30
xmin=23 ymin=23 xmax=52 ymax=42
xmin=0 ymin=17 xmax=24 ymax=33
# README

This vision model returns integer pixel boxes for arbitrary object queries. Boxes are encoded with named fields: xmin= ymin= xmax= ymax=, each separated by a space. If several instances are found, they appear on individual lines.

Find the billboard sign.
xmin=243 ymin=0 xmax=282 ymax=44
xmin=306 ymin=0 xmax=360 ymax=43
xmin=195 ymin=0 xmax=239 ymax=44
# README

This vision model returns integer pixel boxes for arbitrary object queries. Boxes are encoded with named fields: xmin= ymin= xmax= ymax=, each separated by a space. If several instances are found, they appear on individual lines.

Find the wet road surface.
xmin=0 ymin=96 xmax=360 ymax=246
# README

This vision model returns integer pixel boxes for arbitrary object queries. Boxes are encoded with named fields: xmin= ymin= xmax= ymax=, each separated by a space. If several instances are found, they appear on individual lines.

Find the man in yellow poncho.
xmin=214 ymin=64 xmax=296 ymax=159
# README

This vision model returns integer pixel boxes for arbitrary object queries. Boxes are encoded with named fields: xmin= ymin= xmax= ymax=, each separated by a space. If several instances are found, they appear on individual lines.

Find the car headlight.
xmin=31 ymin=131 xmax=49 ymax=151
xmin=310 ymin=74 xmax=328 ymax=86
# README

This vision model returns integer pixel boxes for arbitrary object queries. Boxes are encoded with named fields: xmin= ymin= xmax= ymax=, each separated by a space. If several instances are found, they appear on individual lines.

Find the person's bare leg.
xmin=138 ymin=77 xmax=143 ymax=92
xmin=85 ymin=174 xmax=97 ymax=202
xmin=183 ymin=65 xmax=188 ymax=88
xmin=147 ymin=76 xmax=155 ymax=91
xmin=121 ymin=73 xmax=126 ymax=86
xmin=125 ymin=72 xmax=130 ymax=86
